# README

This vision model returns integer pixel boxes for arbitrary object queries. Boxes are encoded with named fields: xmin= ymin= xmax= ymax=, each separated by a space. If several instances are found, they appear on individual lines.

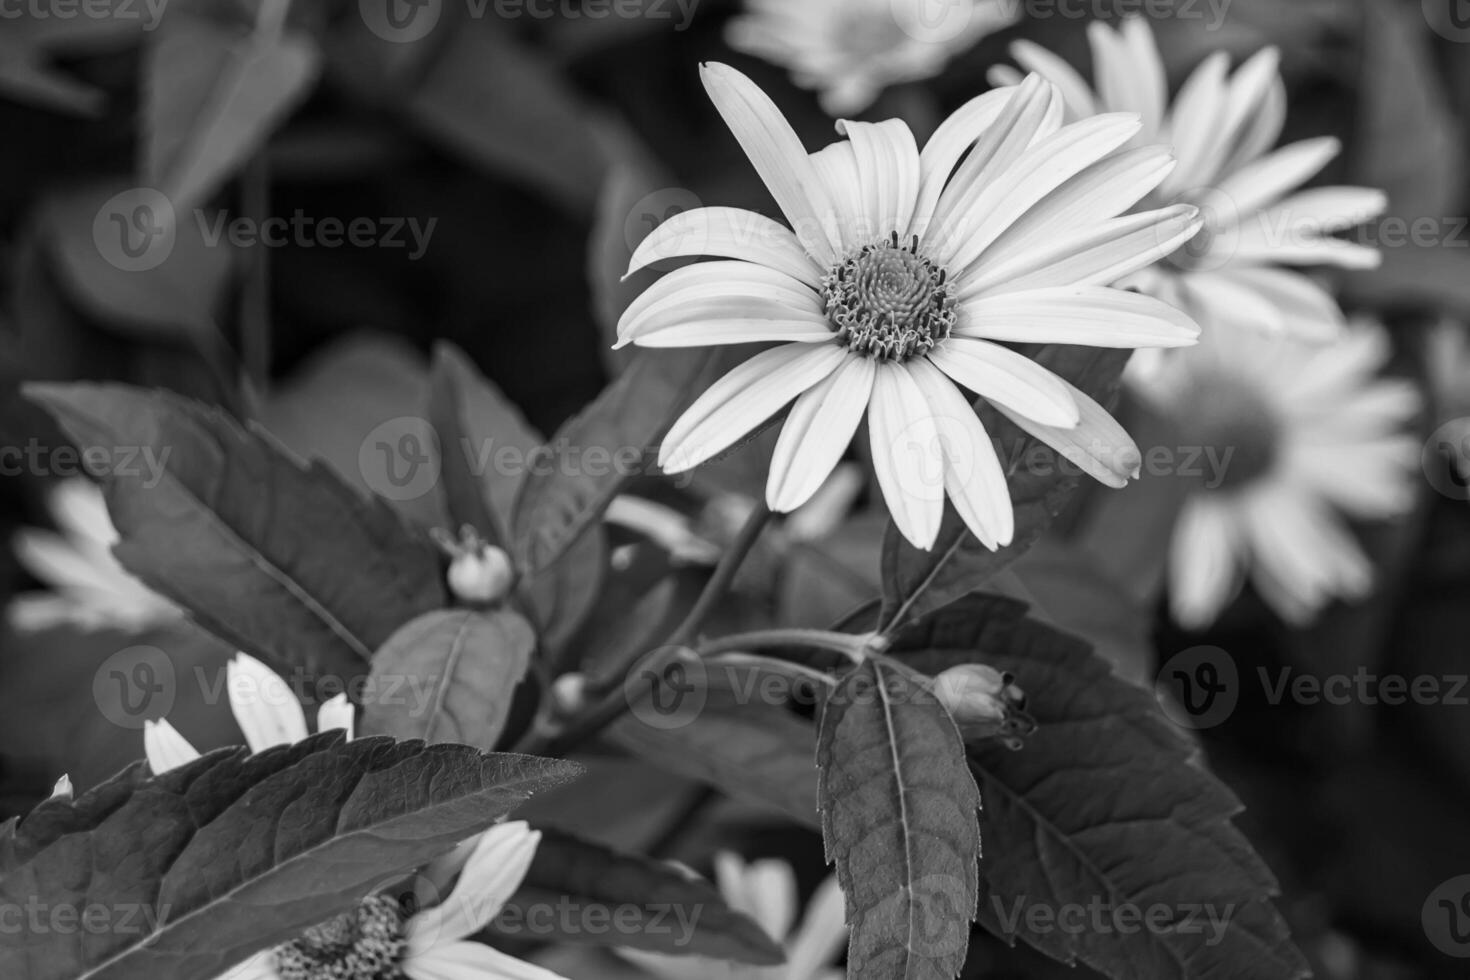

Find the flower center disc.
xmin=824 ymin=235 xmax=956 ymax=362
xmin=1191 ymin=374 xmax=1281 ymax=491
xmin=276 ymin=895 xmax=409 ymax=980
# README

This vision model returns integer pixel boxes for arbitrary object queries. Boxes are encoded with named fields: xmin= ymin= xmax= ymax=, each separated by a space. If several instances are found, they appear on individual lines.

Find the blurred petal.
xmin=144 ymin=718 xmax=201 ymax=774
xmin=407 ymin=823 xmax=540 ymax=953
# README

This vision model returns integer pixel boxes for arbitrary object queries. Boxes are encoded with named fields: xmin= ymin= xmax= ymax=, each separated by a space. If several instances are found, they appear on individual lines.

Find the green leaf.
xmin=360 ymin=608 xmax=535 ymax=750
xmin=40 ymin=181 xmax=237 ymax=341
xmin=890 ymin=595 xmax=1308 ymax=980
xmin=428 ymin=342 xmax=539 ymax=548
xmin=0 ymin=732 xmax=580 ymax=980
xmin=511 ymin=347 xmax=720 ymax=575
xmin=608 ymin=695 xmax=819 ymax=828
xmin=494 ymin=829 xmax=786 ymax=964
xmin=817 ymin=657 xmax=980 ymax=980
xmin=878 ymin=346 xmax=1130 ymax=632
xmin=145 ymin=17 xmax=321 ymax=210
xmin=25 ymin=383 xmax=445 ymax=685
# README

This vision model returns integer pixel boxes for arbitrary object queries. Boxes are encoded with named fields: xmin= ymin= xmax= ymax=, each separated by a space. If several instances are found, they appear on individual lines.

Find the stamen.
xmin=822 ymin=237 xmax=957 ymax=362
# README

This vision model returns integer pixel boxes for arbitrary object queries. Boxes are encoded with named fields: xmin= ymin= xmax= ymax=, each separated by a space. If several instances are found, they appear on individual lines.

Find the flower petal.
xmin=701 ymin=62 xmax=842 ymax=265
xmin=144 ymin=718 xmax=201 ymax=774
xmin=930 ymin=338 xmax=1080 ymax=427
xmin=1159 ymin=52 xmax=1231 ymax=195
xmin=1211 ymin=268 xmax=1345 ymax=341
xmin=1168 ymin=496 xmax=1243 ymax=629
xmin=215 ymin=949 xmax=279 ymax=980
xmin=1212 ymin=136 xmax=1341 ymax=221
xmin=939 ymin=113 xmax=1144 ymax=273
xmin=1091 ymin=18 xmax=1166 ymax=140
xmin=868 ymin=363 xmax=946 ymax=549
xmin=316 ymin=693 xmax=355 ymax=738
xmin=406 ymin=940 xmax=569 ymax=980
xmin=836 ymin=118 xmax=922 ymax=243
xmin=961 ymin=203 xmax=1201 ymax=297
xmin=992 ymin=377 xmax=1140 ymax=489
xmin=906 ymin=358 xmax=1013 ymax=547
xmin=407 ymin=823 xmax=540 ymax=954
xmin=956 ymin=285 xmax=1199 ymax=348
xmin=715 ymin=852 xmax=796 ymax=946
xmin=767 ymin=355 xmax=875 ymax=512
xmin=227 ymin=652 xmax=309 ymax=753
xmin=617 ymin=261 xmax=822 ymax=345
xmin=913 ymin=87 xmax=1013 ymax=239
xmin=659 ymin=343 xmax=847 ymax=472
xmin=1005 ymin=39 xmax=1098 ymax=121
xmin=810 ymin=139 xmax=866 ymax=253
xmin=1252 ymin=186 xmax=1387 ymax=240
xmin=626 ymin=206 xmax=823 ymax=287
xmin=784 ymin=874 xmax=849 ymax=980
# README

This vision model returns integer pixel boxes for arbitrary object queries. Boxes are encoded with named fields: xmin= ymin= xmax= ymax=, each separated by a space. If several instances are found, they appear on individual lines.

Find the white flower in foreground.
xmin=620 ymin=852 xmax=846 ymax=980
xmin=622 ymin=64 xmax=1203 ymax=550
xmin=143 ymin=652 xmax=354 ymax=773
xmin=222 ymin=822 xmax=568 ymax=980
xmin=9 ymin=478 xmax=181 ymax=632
xmin=727 ymin=0 xmax=1017 ymax=115
xmin=990 ymin=17 xmax=1386 ymax=343
xmin=1138 ymin=319 xmax=1420 ymax=628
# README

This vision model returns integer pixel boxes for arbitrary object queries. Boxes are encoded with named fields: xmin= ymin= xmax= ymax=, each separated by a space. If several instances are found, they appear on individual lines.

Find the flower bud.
xmin=550 ymin=672 xmax=589 ymax=717
xmin=433 ymin=525 xmax=515 ymax=604
xmin=933 ymin=663 xmax=1036 ymax=749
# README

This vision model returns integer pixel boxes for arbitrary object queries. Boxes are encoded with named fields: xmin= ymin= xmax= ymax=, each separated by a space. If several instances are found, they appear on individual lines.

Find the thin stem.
xmin=698 ymin=628 xmax=869 ymax=662
xmin=240 ymin=156 xmax=272 ymax=393
xmin=516 ymin=502 xmax=772 ymax=756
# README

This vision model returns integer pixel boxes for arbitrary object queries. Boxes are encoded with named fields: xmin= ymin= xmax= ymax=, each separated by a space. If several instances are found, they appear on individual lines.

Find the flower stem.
xmin=698 ymin=628 xmax=870 ymax=662
xmin=517 ymin=501 xmax=772 ymax=756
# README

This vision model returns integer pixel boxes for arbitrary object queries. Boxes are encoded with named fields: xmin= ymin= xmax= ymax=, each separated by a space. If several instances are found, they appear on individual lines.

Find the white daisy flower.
xmin=619 ymin=852 xmax=846 ymax=980
xmin=989 ymin=17 xmax=1387 ymax=344
xmin=221 ymin=821 xmax=569 ymax=980
xmin=726 ymin=0 xmax=1018 ymax=115
xmin=143 ymin=652 xmax=354 ymax=773
xmin=1138 ymin=319 xmax=1421 ymax=628
xmin=622 ymin=64 xmax=1203 ymax=550
xmin=9 ymin=478 xmax=181 ymax=632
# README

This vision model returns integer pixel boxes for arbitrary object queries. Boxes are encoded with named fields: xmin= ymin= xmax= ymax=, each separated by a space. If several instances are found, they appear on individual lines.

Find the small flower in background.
xmin=726 ymin=0 xmax=1018 ymax=116
xmin=220 ymin=822 xmax=568 ymax=980
xmin=990 ymin=17 xmax=1386 ymax=345
xmin=143 ymin=652 xmax=354 ymax=773
xmin=1136 ymin=318 xmax=1421 ymax=628
xmin=604 ymin=495 xmax=724 ymax=567
xmin=619 ymin=852 xmax=846 ymax=980
xmin=622 ymin=64 xmax=1202 ymax=551
xmin=432 ymin=525 xmax=516 ymax=603
xmin=9 ymin=478 xmax=182 ymax=632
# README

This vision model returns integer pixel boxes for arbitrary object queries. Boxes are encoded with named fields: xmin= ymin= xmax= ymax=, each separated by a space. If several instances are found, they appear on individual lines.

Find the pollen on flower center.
xmin=823 ymin=234 xmax=957 ymax=362
xmin=275 ymin=894 xmax=409 ymax=980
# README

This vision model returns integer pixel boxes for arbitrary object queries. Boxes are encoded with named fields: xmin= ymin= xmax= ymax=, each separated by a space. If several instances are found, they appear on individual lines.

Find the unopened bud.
xmin=550 ymin=672 xmax=589 ymax=717
xmin=433 ymin=526 xmax=515 ymax=604
xmin=933 ymin=664 xmax=1036 ymax=748
xmin=49 ymin=774 xmax=72 ymax=801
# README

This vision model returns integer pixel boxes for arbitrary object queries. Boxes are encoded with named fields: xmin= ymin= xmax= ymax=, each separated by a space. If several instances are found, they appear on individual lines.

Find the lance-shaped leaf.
xmin=360 ymin=608 xmax=535 ymax=750
xmin=25 ymin=383 xmax=445 ymax=684
xmin=512 ymin=348 xmax=720 ymax=576
xmin=0 ymin=732 xmax=580 ymax=980
xmin=817 ymin=658 xmax=981 ymax=980
xmin=145 ymin=16 xmax=320 ymax=210
xmin=878 ymin=347 xmax=1131 ymax=633
xmin=891 ymin=595 xmax=1309 ymax=980
xmin=491 ymin=829 xmax=785 ymax=964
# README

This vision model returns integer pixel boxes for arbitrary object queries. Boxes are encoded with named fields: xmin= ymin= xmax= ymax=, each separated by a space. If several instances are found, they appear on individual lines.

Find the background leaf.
xmin=0 ymin=732 xmax=580 ymax=980
xmin=360 ymin=608 xmax=535 ymax=750
xmin=817 ymin=657 xmax=981 ymax=980
xmin=26 ymin=383 xmax=445 ymax=685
